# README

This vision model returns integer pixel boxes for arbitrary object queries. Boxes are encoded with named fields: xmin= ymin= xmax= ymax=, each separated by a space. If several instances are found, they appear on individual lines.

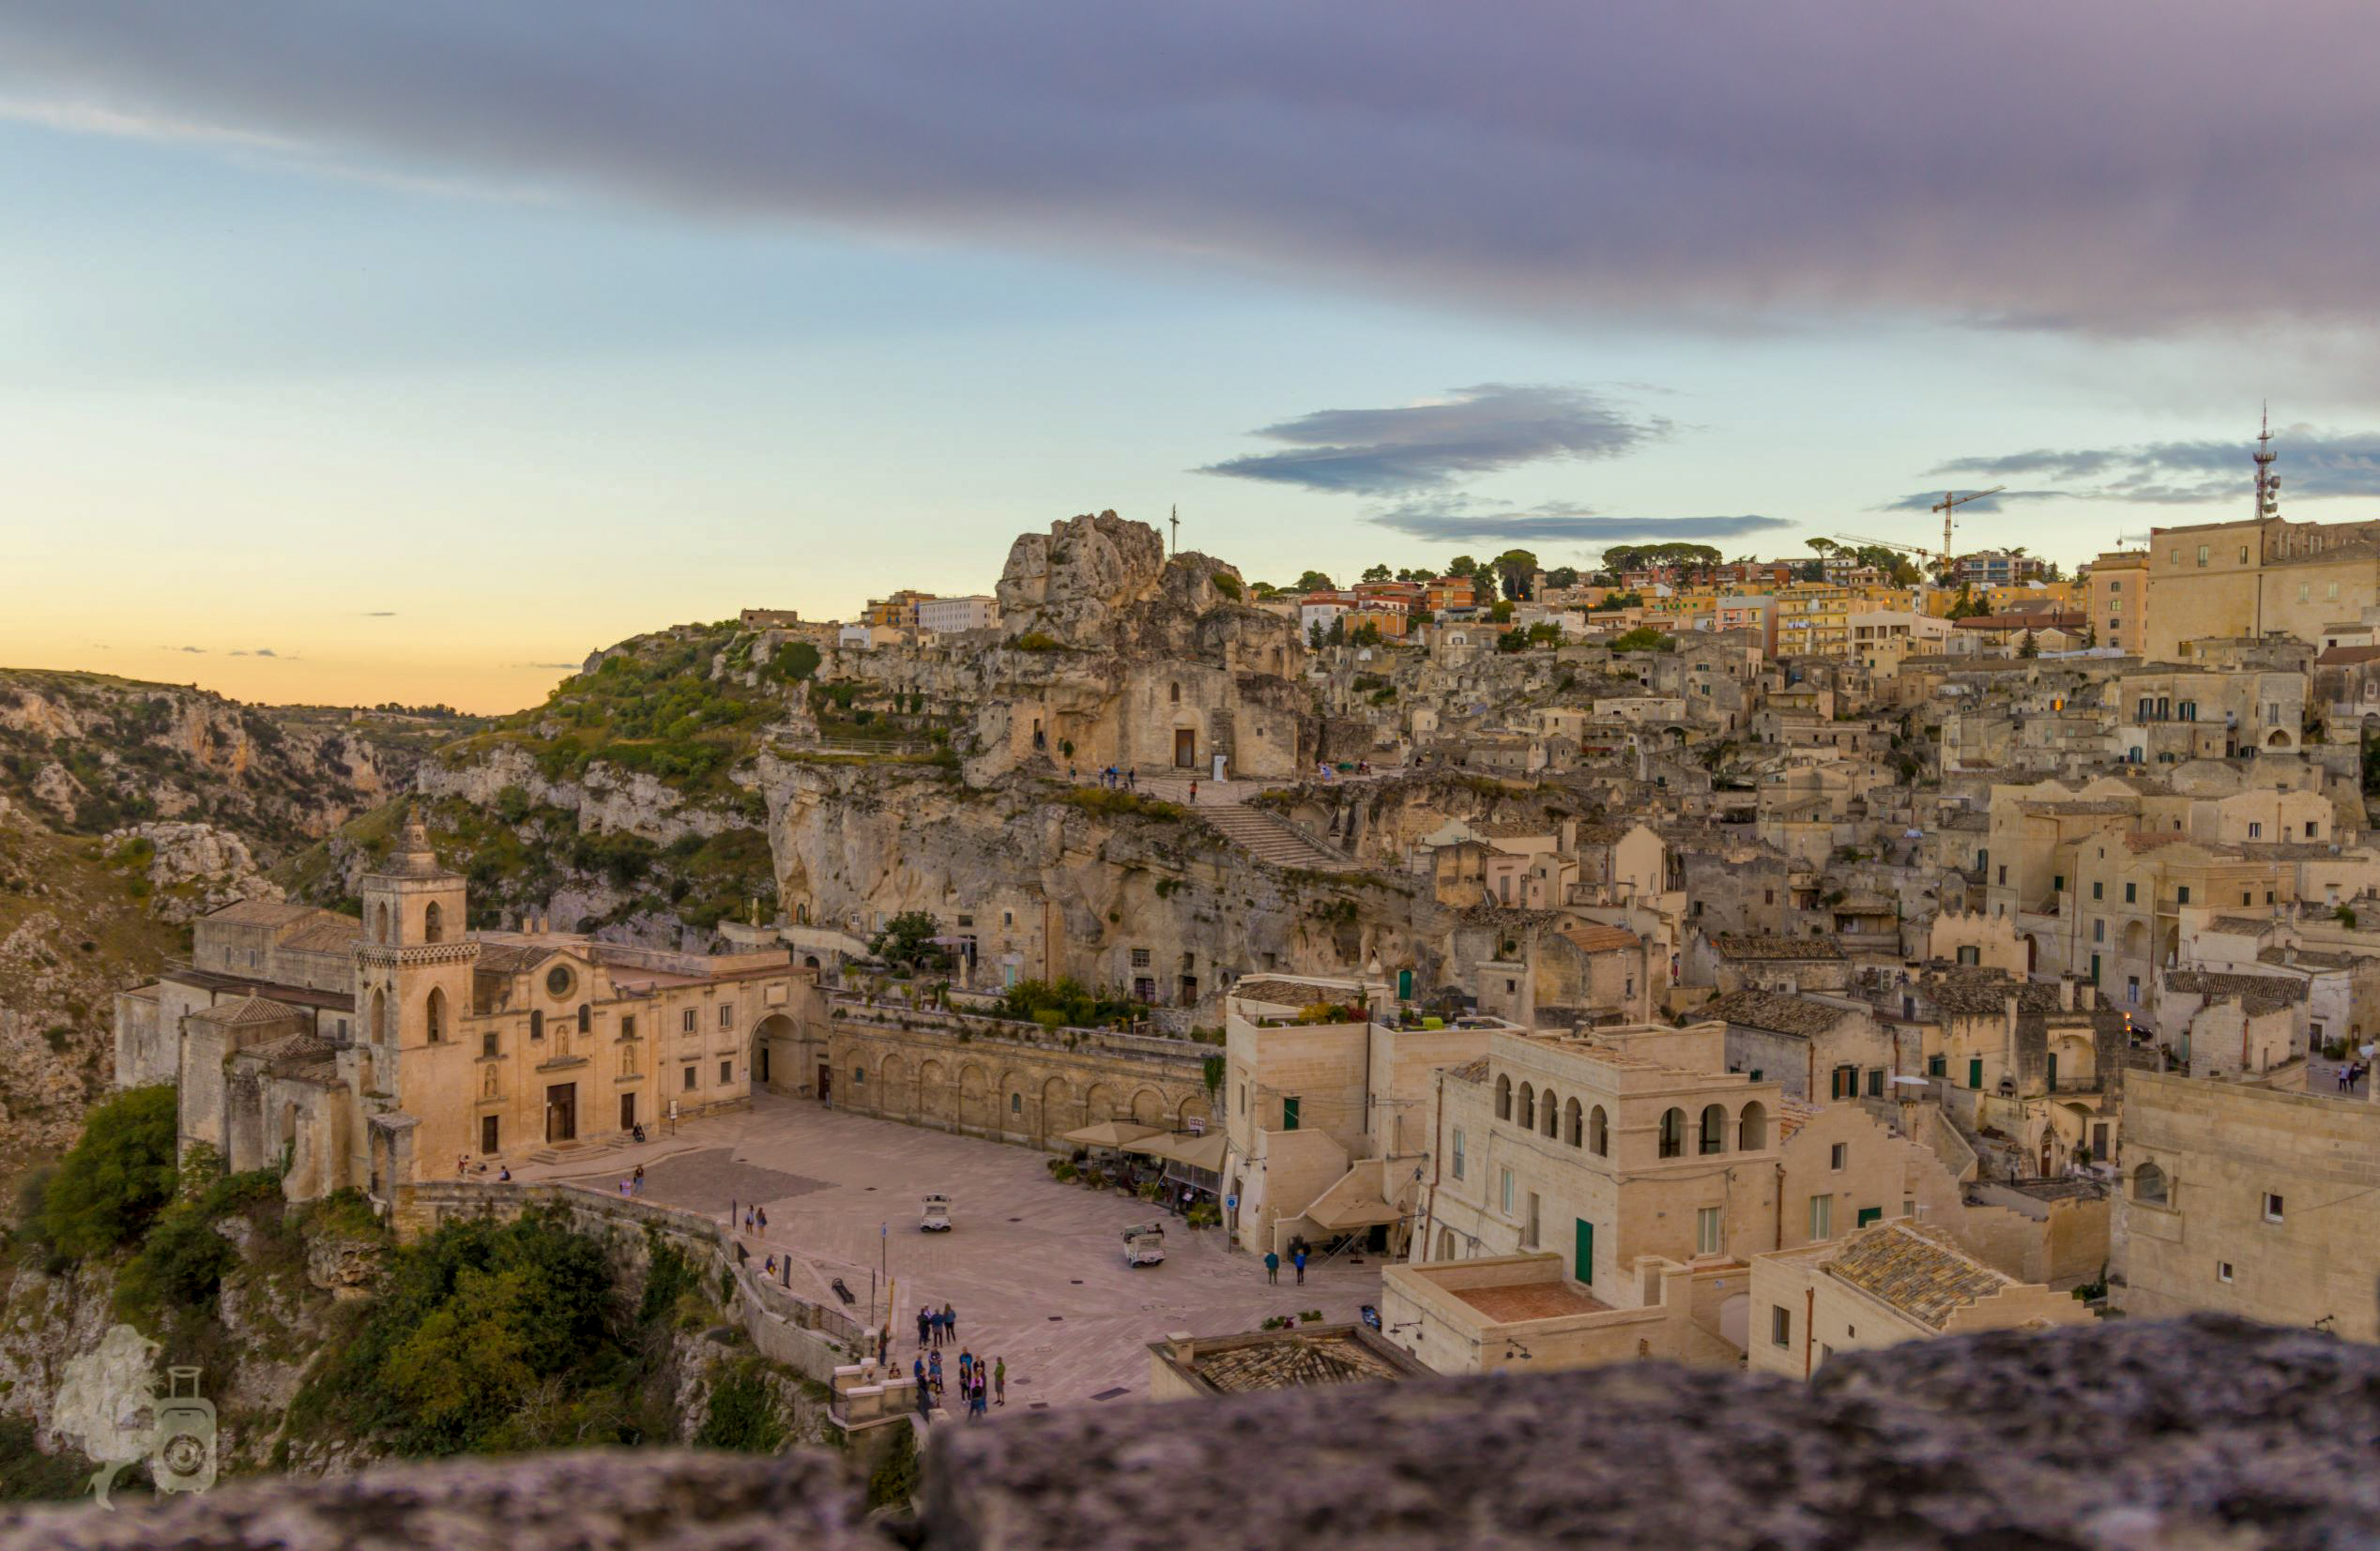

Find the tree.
xmin=1945 ymin=584 xmax=1989 ymax=620
xmin=1488 ymin=601 xmax=1515 ymax=623
xmin=870 ymin=910 xmax=945 ymax=970
xmin=1410 ymin=607 xmax=1435 ymax=626
xmin=1396 ymin=567 xmax=1430 ymax=583
xmin=1295 ymin=570 xmax=1335 ymax=592
xmin=1350 ymin=619 xmax=1383 ymax=646
xmin=1327 ymin=616 xmax=1348 ymax=646
xmin=1610 ymin=626 xmax=1675 ymax=654
xmin=1360 ymin=564 xmax=1392 ymax=583
xmin=36 ymin=1085 xmax=179 ymax=1258
xmin=2018 ymin=629 xmax=2040 ymax=659
xmin=1447 ymin=555 xmax=1477 ymax=577
xmin=1491 ymin=549 xmax=1540 ymax=601
xmin=1544 ymin=566 xmax=1579 ymax=589
xmin=1307 ymin=622 xmax=1326 ymax=650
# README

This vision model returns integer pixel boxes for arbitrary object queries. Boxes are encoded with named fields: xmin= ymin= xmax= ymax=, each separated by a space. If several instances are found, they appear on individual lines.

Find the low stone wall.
xmin=392 ymin=1180 xmax=865 ymax=1379
xmin=11 ymin=1315 xmax=2376 ymax=1548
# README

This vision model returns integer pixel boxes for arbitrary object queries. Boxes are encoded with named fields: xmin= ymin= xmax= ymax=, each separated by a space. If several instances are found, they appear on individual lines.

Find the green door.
xmin=1969 ymin=1057 xmax=1983 ymax=1089
xmin=2046 ymin=1053 xmax=2058 ymax=1090
xmin=1398 ymin=967 xmax=1414 ymax=999
xmin=1282 ymin=1097 xmax=1300 ymax=1132
xmin=1856 ymin=1207 xmax=1882 ymax=1228
xmin=1574 ymin=1219 xmax=1594 ymax=1285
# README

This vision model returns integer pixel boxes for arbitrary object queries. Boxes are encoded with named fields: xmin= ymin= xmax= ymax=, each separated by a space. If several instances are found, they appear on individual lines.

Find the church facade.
xmin=114 ymin=813 xmax=823 ymax=1201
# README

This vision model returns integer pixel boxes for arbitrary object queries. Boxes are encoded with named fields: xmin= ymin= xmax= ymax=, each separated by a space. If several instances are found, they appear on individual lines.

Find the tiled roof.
xmin=2206 ymin=916 xmax=2276 ymax=936
xmin=2165 ymin=970 xmax=2309 ymax=1014
xmin=476 ymin=943 xmax=557 ymax=974
xmin=1701 ymin=989 xmax=1854 ymax=1037
xmin=1560 ymin=923 xmax=1642 ymax=955
xmin=1826 ymin=1222 xmax=2010 ymax=1330
xmin=2315 ymin=646 xmax=2380 ymax=665
xmin=205 ymin=899 xmax=323 ymax=928
xmin=281 ymin=918 xmax=364 ymax=953
xmin=1230 ymin=978 xmax=1365 ymax=1010
xmin=1473 ymin=818 xmax=1557 ymax=839
xmin=2256 ymin=946 xmax=2364 ymax=972
xmin=1712 ymin=935 xmax=1844 ymax=962
xmin=190 ymin=993 xmax=304 ymax=1026
xmin=1444 ymin=1057 xmax=1490 ymax=1085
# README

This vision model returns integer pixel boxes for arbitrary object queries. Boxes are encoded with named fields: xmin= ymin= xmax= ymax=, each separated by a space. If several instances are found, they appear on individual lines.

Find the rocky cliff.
xmin=6 ymin=1314 xmax=2373 ymax=1548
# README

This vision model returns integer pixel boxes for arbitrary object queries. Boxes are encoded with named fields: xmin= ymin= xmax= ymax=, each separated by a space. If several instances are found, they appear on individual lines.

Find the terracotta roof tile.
xmin=1826 ymin=1222 xmax=2011 ymax=1330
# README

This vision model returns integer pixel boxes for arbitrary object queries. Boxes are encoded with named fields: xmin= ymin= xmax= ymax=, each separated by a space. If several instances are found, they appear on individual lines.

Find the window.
xmin=1830 ymin=1142 xmax=1847 ymax=1171
xmin=2177 ymin=886 xmax=2190 ymax=905
xmin=1997 ymin=865 xmax=2007 ymax=885
xmin=720 ymin=1059 xmax=733 ymax=1085
xmin=2249 ymin=822 xmax=2262 ymax=839
xmin=481 ymin=1031 xmax=498 ymax=1058
xmin=1495 ymin=1074 xmax=1512 ymax=1120
xmin=682 ymin=1009 xmax=697 ymax=1033
xmin=1657 ymin=1107 xmax=1686 ymax=1159
xmin=2053 ymin=874 xmax=2065 ymax=893
xmin=547 ymin=966 xmax=574 ymax=998
xmin=2093 ymin=920 xmax=2105 ymax=943
xmin=1928 ymin=1053 xmax=1945 ymax=1078
xmin=425 ymin=987 xmax=446 ymax=1042
xmin=578 ymin=1004 xmax=591 ymax=1034
xmin=1956 ymin=945 xmax=1980 ymax=966
xmin=1564 ymin=1097 xmax=1583 ymax=1148
xmin=683 ymin=1065 xmax=698 ymax=1091
xmin=1452 ymin=1128 xmax=1466 ymax=1180
xmin=2307 ymin=821 xmax=2322 ymax=839
xmin=1867 ymin=1069 xmax=1884 ymax=1098
xmin=1808 ymin=1194 xmax=1834 ymax=1240
xmin=1500 ymin=1167 xmax=1514 ymax=1216
xmin=423 ymin=901 xmax=445 ymax=943
xmin=2128 ymin=976 xmax=2140 ymax=1002
xmin=2092 ymin=881 xmax=2103 ymax=901
xmin=2168 ymin=548 xmax=2180 ymax=566
xmin=1696 ymin=1206 xmax=1721 ymax=1256
xmin=2125 ymin=882 xmax=2136 ymax=904
xmin=2132 ymin=1163 xmax=2168 ymax=1205
xmin=2263 ymin=1193 xmax=2284 ymax=1224
xmin=1589 ymin=1105 xmax=1610 ymax=1155
xmin=719 ymin=1004 xmax=733 ymax=1029
xmin=2196 ymin=544 xmax=2209 ymax=567
xmin=1772 ymin=1305 xmax=1793 ymax=1348
xmin=1699 ymin=1104 xmax=1727 ymax=1155
xmin=1010 ymin=1092 xmax=1022 ymax=1114
xmin=1518 ymin=1083 xmax=1536 ymax=1131
xmin=621 ymin=1015 xmax=635 ymax=1040
xmin=2218 ymin=1262 xmax=2234 ymax=1284
xmin=530 ymin=1010 xmax=544 ymax=1042
xmin=854 ymin=1066 xmax=864 ymax=1086
xmin=1282 ymin=1097 xmax=1301 ymax=1132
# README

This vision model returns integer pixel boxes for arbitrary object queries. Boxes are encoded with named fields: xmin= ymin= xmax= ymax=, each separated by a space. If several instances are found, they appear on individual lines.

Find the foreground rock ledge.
xmin=7 ymin=1315 xmax=2376 ymax=1549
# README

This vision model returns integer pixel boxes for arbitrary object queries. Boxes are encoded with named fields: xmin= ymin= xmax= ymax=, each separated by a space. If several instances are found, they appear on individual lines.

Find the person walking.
xmin=633 ymin=1163 xmax=645 ymax=1196
xmin=1126 ymin=769 xmax=1137 ymax=790
xmin=1294 ymin=1247 xmax=1307 ymax=1285
xmin=755 ymin=1205 xmax=768 ymax=1231
xmin=943 ymin=1300 xmax=957 ymax=1341
xmin=917 ymin=1307 xmax=931 ymax=1349
xmin=994 ymin=1356 xmax=1006 ymax=1407
xmin=928 ymin=1308 xmax=943 ymax=1347
xmin=958 ymin=1349 xmax=973 ymax=1392
xmin=1188 ymin=779 xmax=1198 ymax=805
xmin=972 ymin=1374 xmax=988 ymax=1421
xmin=1264 ymin=1249 xmax=1280 ymax=1285
xmin=928 ymin=1348 xmax=943 ymax=1402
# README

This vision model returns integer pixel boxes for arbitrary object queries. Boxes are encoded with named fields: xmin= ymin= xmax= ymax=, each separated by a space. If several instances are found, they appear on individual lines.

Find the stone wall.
xmin=13 ymin=1315 xmax=2377 ymax=1548
xmin=826 ymin=1006 xmax=1213 ymax=1148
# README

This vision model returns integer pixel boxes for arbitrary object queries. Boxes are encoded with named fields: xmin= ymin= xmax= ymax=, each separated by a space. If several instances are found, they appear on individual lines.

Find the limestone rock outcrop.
xmin=101 ymin=821 xmax=281 ymax=923
xmin=8 ymin=1315 xmax=2375 ymax=1548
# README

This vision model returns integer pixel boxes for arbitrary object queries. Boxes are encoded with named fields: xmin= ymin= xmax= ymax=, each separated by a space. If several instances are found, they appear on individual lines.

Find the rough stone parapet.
xmin=8 ymin=1315 xmax=2374 ymax=1548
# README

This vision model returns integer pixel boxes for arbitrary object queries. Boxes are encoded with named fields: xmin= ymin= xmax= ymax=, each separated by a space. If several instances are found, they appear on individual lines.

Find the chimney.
xmin=1167 ymin=1331 xmax=1197 ymax=1366
xmin=2059 ymin=977 xmax=2077 ymax=1011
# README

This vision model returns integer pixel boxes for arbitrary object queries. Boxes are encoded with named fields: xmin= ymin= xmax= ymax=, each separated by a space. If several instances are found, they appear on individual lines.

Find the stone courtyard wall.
xmin=827 ymin=1004 xmax=1213 ymax=1148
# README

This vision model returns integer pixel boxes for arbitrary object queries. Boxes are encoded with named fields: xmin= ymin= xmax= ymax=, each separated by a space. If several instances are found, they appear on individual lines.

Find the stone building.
xmin=2142 ymin=509 xmax=2380 ymax=661
xmin=1747 ymin=1219 xmax=2090 ymax=1378
xmin=115 ymin=814 xmax=813 ymax=1200
xmin=2115 ymin=1066 xmax=2380 ymax=1340
xmin=1700 ymin=988 xmax=1899 ymax=1103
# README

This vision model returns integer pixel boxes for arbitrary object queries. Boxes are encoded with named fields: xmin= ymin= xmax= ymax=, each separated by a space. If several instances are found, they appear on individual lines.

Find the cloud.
xmin=1878 ymin=489 xmax=2065 ymax=514
xmin=1198 ymin=384 xmax=1657 ymax=494
xmin=174 ymin=646 xmax=206 ymax=654
xmin=1900 ymin=426 xmax=2380 ymax=507
xmin=1365 ymin=500 xmax=1787 ymax=546
xmin=362 ymin=610 xmax=397 ymax=617
xmin=5 ymin=5 xmax=2375 ymax=334
xmin=521 ymin=661 xmax=581 ymax=670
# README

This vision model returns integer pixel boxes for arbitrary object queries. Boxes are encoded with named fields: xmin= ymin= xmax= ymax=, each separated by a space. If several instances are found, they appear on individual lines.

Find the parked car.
xmin=921 ymin=1193 xmax=953 ymax=1232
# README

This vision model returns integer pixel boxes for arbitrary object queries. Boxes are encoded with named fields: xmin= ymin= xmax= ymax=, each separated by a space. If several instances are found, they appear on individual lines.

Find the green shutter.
xmin=2046 ymin=1054 xmax=2058 ymax=1089
xmin=1856 ymin=1207 xmax=1883 ymax=1227
xmin=1968 ymin=1057 xmax=1983 ymax=1089
xmin=1282 ymin=1097 xmax=1300 ymax=1132
xmin=1574 ymin=1219 xmax=1594 ymax=1285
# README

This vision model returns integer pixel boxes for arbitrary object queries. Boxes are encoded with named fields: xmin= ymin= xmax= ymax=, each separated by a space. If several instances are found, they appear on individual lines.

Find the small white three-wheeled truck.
xmin=921 ymin=1193 xmax=954 ymax=1232
xmin=1122 ymin=1221 xmax=1166 ymax=1267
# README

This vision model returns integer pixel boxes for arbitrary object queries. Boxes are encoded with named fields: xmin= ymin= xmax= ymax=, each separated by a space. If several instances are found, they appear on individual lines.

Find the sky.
xmin=6 ymin=4 xmax=2380 ymax=712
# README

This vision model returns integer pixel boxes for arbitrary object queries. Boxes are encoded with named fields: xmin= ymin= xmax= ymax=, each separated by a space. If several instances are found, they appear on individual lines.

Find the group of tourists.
xmin=911 ymin=1313 xmax=1004 ymax=1421
xmin=1095 ymin=765 xmax=1138 ymax=790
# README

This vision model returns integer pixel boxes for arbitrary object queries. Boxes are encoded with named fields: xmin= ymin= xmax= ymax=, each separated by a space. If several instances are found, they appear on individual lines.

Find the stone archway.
xmin=1083 ymin=1082 xmax=1119 ymax=1123
xmin=998 ymin=1069 xmax=1027 ymax=1141
xmin=1131 ymin=1087 xmax=1165 ymax=1128
xmin=957 ymin=1063 xmax=991 ymax=1134
xmin=751 ymin=1012 xmax=797 ymax=1094
xmin=918 ymin=1058 xmax=950 ymax=1128
xmin=877 ymin=1053 xmax=908 ymax=1119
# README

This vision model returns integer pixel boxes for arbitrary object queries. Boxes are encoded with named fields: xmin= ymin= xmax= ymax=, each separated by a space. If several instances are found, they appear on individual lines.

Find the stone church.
xmin=115 ymin=813 xmax=822 ymax=1200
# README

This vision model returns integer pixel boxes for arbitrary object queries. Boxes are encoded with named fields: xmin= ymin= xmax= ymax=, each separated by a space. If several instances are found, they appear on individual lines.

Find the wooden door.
xmin=546 ymin=1082 xmax=577 ymax=1143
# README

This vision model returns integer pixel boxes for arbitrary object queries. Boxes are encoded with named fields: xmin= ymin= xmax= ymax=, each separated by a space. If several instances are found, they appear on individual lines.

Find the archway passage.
xmin=753 ymin=1012 xmax=798 ymax=1093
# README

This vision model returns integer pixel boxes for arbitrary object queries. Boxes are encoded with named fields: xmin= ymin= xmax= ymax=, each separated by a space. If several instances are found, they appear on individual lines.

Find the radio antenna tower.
xmin=2252 ymin=404 xmax=2281 ymax=520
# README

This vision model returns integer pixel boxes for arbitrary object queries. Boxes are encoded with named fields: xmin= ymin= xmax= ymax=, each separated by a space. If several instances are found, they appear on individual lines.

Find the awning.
xmin=1302 ymin=1163 xmax=1404 ymax=1232
xmin=1061 ymin=1120 xmax=1162 ymax=1149
xmin=1139 ymin=1132 xmax=1228 ymax=1173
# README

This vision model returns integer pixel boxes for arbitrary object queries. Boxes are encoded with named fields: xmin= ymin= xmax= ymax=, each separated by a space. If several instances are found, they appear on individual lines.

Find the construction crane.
xmin=1930 ymin=486 xmax=2007 ymax=572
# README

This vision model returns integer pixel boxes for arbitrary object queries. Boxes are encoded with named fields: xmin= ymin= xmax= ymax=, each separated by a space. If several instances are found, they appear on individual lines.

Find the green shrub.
xmin=1013 ymin=631 xmax=1062 ymax=652
xmin=770 ymin=641 xmax=822 ymax=683
xmin=37 ymin=1086 xmax=179 ymax=1258
xmin=1209 ymin=571 xmax=1243 ymax=601
xmin=865 ymin=1422 xmax=921 ymax=1510
xmin=693 ymin=1364 xmax=786 ymax=1452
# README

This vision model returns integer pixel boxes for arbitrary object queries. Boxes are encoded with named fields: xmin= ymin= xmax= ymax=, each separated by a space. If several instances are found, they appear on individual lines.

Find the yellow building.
xmin=2144 ymin=515 xmax=2380 ymax=660
xmin=2086 ymin=551 xmax=2148 ymax=654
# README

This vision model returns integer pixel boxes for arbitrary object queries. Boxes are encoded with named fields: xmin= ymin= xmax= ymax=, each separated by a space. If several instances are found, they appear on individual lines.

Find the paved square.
xmin=531 ymin=1093 xmax=1383 ymax=1408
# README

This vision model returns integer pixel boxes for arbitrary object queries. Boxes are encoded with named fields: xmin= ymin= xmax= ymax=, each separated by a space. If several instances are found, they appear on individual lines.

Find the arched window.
xmin=1564 ymin=1097 xmax=1583 ymax=1148
xmin=425 ymin=987 xmax=446 ymax=1043
xmin=2132 ymin=1162 xmax=2169 ymax=1206
xmin=1438 ymin=1227 xmax=1456 ymax=1261
xmin=374 ymin=903 xmax=389 ymax=944
xmin=577 ymin=1004 xmax=591 ymax=1034
xmin=530 ymin=1009 xmax=545 ymax=1042
xmin=1657 ymin=1107 xmax=1686 ymax=1159
xmin=1589 ymin=1105 xmax=1610 ymax=1156
xmin=1495 ymin=1073 xmax=1513 ymax=1120
xmin=422 ymin=900 xmax=444 ymax=944
xmin=1738 ymin=1101 xmax=1768 ymax=1151
xmin=370 ymin=987 xmax=387 ymax=1043
xmin=1518 ymin=1083 xmax=1536 ymax=1131
xmin=1541 ymin=1089 xmax=1561 ymax=1139
xmin=1169 ymin=682 xmax=1181 ymax=704
xmin=1700 ymin=1103 xmax=1728 ymax=1155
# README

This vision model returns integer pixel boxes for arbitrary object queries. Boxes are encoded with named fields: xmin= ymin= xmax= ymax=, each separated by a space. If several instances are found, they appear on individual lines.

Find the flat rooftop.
xmin=1453 ymin=1281 xmax=1608 ymax=1322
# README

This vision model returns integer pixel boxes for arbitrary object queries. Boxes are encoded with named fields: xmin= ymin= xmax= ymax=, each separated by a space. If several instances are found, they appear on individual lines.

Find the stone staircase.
xmin=1197 ymin=801 xmax=1356 ymax=872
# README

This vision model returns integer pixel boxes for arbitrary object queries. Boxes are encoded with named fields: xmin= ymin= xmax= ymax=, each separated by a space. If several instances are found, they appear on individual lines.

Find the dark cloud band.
xmin=1365 ymin=503 xmax=1786 ymax=545
xmin=1198 ymin=384 xmax=1657 ymax=494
